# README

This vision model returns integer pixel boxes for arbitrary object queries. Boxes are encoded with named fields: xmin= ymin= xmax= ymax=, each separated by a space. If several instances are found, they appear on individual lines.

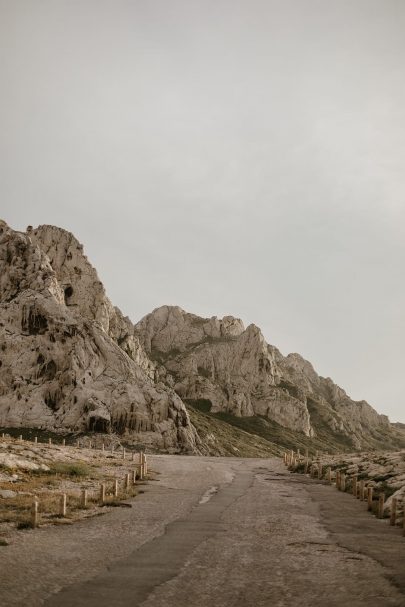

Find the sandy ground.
xmin=1 ymin=455 xmax=405 ymax=607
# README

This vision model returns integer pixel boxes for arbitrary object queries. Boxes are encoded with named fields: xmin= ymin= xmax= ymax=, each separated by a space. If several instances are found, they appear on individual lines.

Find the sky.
xmin=1 ymin=0 xmax=404 ymax=422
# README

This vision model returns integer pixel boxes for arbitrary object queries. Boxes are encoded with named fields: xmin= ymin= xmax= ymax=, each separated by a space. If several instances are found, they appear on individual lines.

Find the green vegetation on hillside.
xmin=186 ymin=399 xmax=405 ymax=456
xmin=188 ymin=408 xmax=281 ymax=457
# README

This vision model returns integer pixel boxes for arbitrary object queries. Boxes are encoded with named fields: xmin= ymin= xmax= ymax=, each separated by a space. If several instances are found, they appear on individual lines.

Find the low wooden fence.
xmin=283 ymin=449 xmax=405 ymax=537
xmin=0 ymin=433 xmax=148 ymax=529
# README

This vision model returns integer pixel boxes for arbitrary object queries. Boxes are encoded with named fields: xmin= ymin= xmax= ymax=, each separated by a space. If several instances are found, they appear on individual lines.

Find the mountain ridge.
xmin=0 ymin=220 xmax=402 ymax=454
xmin=0 ymin=220 xmax=199 ymax=452
xmin=135 ymin=304 xmax=397 ymax=451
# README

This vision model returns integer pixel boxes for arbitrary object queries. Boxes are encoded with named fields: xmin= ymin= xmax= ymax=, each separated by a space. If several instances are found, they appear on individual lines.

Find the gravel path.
xmin=1 ymin=455 xmax=404 ymax=607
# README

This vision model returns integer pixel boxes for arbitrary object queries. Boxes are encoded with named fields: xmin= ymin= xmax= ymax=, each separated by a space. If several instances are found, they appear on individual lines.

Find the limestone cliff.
xmin=135 ymin=305 xmax=394 ymax=450
xmin=0 ymin=220 xmax=399 ymax=454
xmin=0 ymin=221 xmax=198 ymax=452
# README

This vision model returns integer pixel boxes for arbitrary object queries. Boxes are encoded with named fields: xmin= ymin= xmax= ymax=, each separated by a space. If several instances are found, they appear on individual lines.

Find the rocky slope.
xmin=0 ymin=220 xmax=402 ymax=455
xmin=0 ymin=221 xmax=199 ymax=452
xmin=292 ymin=450 xmax=405 ymax=522
xmin=135 ymin=306 xmax=401 ymax=451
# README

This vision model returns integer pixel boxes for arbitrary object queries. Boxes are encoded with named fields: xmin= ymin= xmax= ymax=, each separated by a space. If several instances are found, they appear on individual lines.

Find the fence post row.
xmin=1 ymin=432 xmax=150 ymax=528
xmin=283 ymin=449 xmax=405 ymax=536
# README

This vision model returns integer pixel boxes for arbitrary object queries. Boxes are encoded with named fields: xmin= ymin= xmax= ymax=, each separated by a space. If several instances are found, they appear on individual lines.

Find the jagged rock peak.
xmin=136 ymin=305 xmax=245 ymax=356
xmin=135 ymin=303 xmax=394 ymax=450
xmin=0 ymin=221 xmax=398 ymax=454
xmin=29 ymin=224 xmax=113 ymax=332
xmin=0 ymin=222 xmax=199 ymax=452
xmin=0 ymin=220 xmax=64 ymax=305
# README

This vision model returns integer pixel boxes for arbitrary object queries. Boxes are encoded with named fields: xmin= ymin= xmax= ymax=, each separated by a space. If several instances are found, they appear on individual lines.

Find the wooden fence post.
xmin=114 ymin=479 xmax=119 ymax=498
xmin=31 ymin=498 xmax=39 ymax=528
xmin=378 ymin=493 xmax=385 ymax=519
xmin=132 ymin=470 xmax=136 ymax=484
xmin=359 ymin=480 xmax=365 ymax=501
xmin=62 ymin=438 xmax=66 ymax=447
xmin=341 ymin=473 xmax=346 ymax=492
xmin=99 ymin=483 xmax=106 ymax=504
xmin=81 ymin=489 xmax=88 ymax=508
xmin=122 ymin=448 xmax=126 ymax=460
xmin=327 ymin=467 xmax=332 ymax=483
xmin=34 ymin=436 xmax=38 ymax=444
xmin=390 ymin=498 xmax=397 ymax=526
xmin=367 ymin=487 xmax=373 ymax=511
xmin=318 ymin=464 xmax=322 ymax=479
xmin=48 ymin=438 xmax=52 ymax=446
xmin=125 ymin=473 xmax=130 ymax=491
xmin=352 ymin=476 xmax=357 ymax=497
xmin=59 ymin=493 xmax=67 ymax=517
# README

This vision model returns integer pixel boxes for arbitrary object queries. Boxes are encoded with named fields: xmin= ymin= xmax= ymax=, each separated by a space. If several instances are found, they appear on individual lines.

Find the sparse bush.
xmin=48 ymin=462 xmax=90 ymax=477
xmin=16 ymin=521 xmax=34 ymax=530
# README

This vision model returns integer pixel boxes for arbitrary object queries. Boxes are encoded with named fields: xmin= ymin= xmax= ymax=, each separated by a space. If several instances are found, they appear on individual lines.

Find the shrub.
xmin=49 ymin=462 xmax=90 ymax=477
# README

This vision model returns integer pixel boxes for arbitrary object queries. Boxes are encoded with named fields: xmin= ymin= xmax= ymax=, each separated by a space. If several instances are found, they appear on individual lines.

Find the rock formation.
xmin=0 ymin=221 xmax=199 ymax=452
xmin=135 ymin=305 xmax=395 ymax=450
xmin=0 ymin=220 xmax=401 ymax=454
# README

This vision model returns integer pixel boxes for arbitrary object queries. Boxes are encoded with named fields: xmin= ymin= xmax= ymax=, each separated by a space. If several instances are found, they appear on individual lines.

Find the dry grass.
xmin=1 ymin=477 xmax=141 ymax=528
xmin=0 ymin=441 xmax=147 ymax=532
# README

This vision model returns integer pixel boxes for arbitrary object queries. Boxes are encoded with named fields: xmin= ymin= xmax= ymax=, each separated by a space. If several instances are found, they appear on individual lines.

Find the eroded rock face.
xmin=135 ymin=306 xmax=392 ymax=448
xmin=135 ymin=306 xmax=312 ymax=435
xmin=0 ymin=221 xmax=198 ymax=452
xmin=0 ymin=220 xmax=397 ymax=453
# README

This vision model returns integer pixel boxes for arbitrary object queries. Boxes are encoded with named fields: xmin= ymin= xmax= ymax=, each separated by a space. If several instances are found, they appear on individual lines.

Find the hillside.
xmin=1 ymin=220 xmax=403 ymax=455
xmin=135 ymin=305 xmax=404 ymax=452
xmin=0 ymin=221 xmax=198 ymax=453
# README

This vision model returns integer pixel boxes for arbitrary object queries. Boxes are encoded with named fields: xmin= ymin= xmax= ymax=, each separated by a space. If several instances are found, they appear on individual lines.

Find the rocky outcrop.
xmin=29 ymin=225 xmax=156 ymax=379
xmin=136 ymin=306 xmax=312 ymax=435
xmin=135 ymin=306 xmax=394 ymax=450
xmin=0 ymin=220 xmax=400 ymax=454
xmin=0 ymin=221 xmax=199 ymax=452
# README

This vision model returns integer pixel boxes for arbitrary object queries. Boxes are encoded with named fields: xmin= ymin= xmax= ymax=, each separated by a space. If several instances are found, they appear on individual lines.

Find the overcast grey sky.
xmin=1 ymin=1 xmax=404 ymax=422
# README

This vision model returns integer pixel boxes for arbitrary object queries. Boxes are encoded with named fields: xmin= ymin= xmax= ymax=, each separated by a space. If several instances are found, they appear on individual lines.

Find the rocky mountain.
xmin=0 ymin=221 xmax=199 ymax=453
xmin=0 ymin=220 xmax=402 ymax=455
xmin=135 ymin=305 xmax=401 ymax=451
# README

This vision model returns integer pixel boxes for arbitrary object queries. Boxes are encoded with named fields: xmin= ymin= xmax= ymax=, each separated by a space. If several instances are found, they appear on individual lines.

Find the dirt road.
xmin=1 ymin=456 xmax=404 ymax=606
